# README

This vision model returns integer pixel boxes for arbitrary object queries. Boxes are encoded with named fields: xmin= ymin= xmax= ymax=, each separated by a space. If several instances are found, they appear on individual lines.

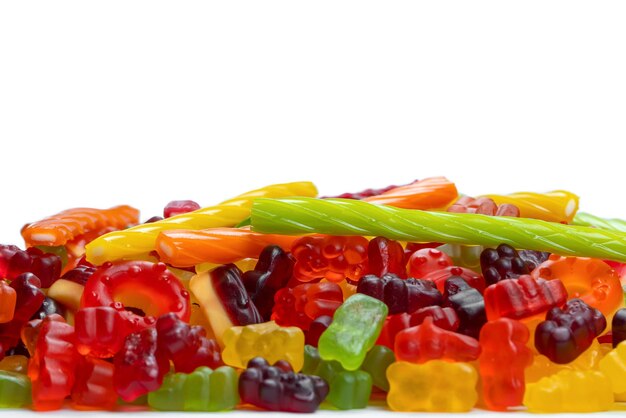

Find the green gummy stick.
xmin=573 ymin=212 xmax=626 ymax=233
xmin=251 ymin=197 xmax=626 ymax=262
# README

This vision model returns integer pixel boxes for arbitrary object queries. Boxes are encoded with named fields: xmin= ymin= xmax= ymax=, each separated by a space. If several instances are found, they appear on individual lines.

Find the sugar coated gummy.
xmin=0 ymin=178 xmax=625 ymax=413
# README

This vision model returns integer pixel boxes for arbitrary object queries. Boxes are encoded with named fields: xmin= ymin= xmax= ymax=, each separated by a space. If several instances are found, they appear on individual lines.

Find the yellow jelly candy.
xmin=221 ymin=321 xmax=304 ymax=371
xmin=599 ymin=341 xmax=626 ymax=394
xmin=525 ymin=340 xmax=604 ymax=383
xmin=523 ymin=369 xmax=613 ymax=412
xmin=386 ymin=360 xmax=478 ymax=412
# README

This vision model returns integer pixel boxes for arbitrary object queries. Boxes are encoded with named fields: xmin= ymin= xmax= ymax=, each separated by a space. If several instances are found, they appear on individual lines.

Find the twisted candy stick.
xmin=251 ymin=197 xmax=626 ymax=263
xmin=22 ymin=206 xmax=139 ymax=247
xmin=85 ymin=182 xmax=317 ymax=265
xmin=156 ymin=227 xmax=301 ymax=267
xmin=573 ymin=212 xmax=626 ymax=233
xmin=362 ymin=176 xmax=458 ymax=209
xmin=480 ymin=190 xmax=579 ymax=224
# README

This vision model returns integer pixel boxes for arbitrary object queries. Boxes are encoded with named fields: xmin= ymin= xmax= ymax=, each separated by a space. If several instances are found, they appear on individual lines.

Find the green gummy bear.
xmin=184 ymin=366 xmax=239 ymax=411
xmin=360 ymin=345 xmax=395 ymax=392
xmin=0 ymin=371 xmax=31 ymax=408
xmin=148 ymin=366 xmax=239 ymax=412
xmin=318 ymin=294 xmax=388 ymax=370
xmin=305 ymin=345 xmax=374 ymax=410
xmin=148 ymin=372 xmax=186 ymax=410
xmin=302 ymin=344 xmax=322 ymax=375
xmin=326 ymin=370 xmax=372 ymax=410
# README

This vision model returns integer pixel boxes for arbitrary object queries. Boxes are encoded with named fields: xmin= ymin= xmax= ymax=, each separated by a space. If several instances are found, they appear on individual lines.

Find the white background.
xmin=1 ymin=1 xmax=626 ymax=416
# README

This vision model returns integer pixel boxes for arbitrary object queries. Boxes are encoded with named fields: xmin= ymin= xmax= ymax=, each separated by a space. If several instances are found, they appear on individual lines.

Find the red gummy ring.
xmin=81 ymin=260 xmax=190 ymax=329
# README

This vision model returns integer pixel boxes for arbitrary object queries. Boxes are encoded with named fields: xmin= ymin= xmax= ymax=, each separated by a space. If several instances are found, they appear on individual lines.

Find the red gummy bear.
xmin=75 ymin=306 xmax=133 ymax=358
xmin=72 ymin=356 xmax=117 ymax=410
xmin=479 ymin=318 xmax=533 ymax=410
xmin=28 ymin=314 xmax=79 ymax=411
xmin=407 ymin=248 xmax=453 ymax=278
xmin=483 ymin=275 xmax=568 ymax=321
xmin=377 ymin=306 xmax=459 ymax=349
xmin=272 ymin=285 xmax=313 ymax=330
xmin=422 ymin=266 xmax=485 ymax=293
xmin=113 ymin=327 xmax=169 ymax=402
xmin=303 ymin=282 xmax=343 ymax=320
xmin=367 ymin=237 xmax=406 ymax=278
xmin=291 ymin=236 xmax=368 ymax=283
xmin=395 ymin=316 xmax=481 ymax=363
xmin=271 ymin=282 xmax=343 ymax=330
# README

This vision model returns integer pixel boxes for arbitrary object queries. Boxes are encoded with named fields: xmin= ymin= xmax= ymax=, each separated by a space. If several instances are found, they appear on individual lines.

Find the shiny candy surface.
xmin=386 ymin=360 xmax=478 ymax=412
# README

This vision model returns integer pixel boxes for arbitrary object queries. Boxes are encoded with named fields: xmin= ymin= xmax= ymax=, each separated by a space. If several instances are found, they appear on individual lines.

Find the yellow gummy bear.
xmin=525 ymin=340 xmax=604 ymax=383
xmin=221 ymin=321 xmax=304 ymax=371
xmin=523 ymin=369 xmax=613 ymax=412
xmin=599 ymin=341 xmax=626 ymax=395
xmin=386 ymin=360 xmax=478 ymax=412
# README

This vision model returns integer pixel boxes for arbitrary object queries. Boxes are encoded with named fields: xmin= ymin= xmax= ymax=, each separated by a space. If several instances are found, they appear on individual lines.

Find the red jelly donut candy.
xmin=80 ymin=260 xmax=190 ymax=331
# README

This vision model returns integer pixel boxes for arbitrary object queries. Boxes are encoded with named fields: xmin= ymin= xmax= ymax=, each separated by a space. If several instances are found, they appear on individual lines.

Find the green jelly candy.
xmin=360 ymin=345 xmax=395 ymax=391
xmin=302 ymin=344 xmax=322 ymax=375
xmin=318 ymin=294 xmax=388 ymax=370
xmin=315 ymin=358 xmax=344 ymax=384
xmin=148 ymin=372 xmax=186 ymax=411
xmin=148 ymin=367 xmax=239 ymax=412
xmin=0 ymin=371 xmax=31 ymax=408
xmin=184 ymin=366 xmax=239 ymax=411
xmin=438 ymin=244 xmax=483 ymax=272
xmin=326 ymin=370 xmax=372 ymax=410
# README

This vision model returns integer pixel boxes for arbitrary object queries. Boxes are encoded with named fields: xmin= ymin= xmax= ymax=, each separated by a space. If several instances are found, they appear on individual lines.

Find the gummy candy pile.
xmin=2 ymin=177 xmax=626 ymax=413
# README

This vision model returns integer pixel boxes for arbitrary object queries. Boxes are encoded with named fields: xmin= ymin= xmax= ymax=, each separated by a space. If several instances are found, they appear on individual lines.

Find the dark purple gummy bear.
xmin=113 ymin=327 xmax=170 ymax=402
xmin=0 ymin=244 xmax=61 ymax=288
xmin=61 ymin=265 xmax=96 ymax=286
xmin=443 ymin=276 xmax=486 ymax=339
xmin=30 ymin=296 xmax=66 ymax=320
xmin=357 ymin=273 xmax=442 ymax=315
xmin=480 ymin=244 xmax=529 ymax=286
xmin=535 ymin=298 xmax=606 ymax=364
xmin=366 ymin=237 xmax=406 ymax=278
xmin=305 ymin=315 xmax=333 ymax=347
xmin=613 ymin=308 xmax=626 ymax=348
xmin=242 ymin=245 xmax=294 ymax=321
xmin=155 ymin=313 xmax=222 ymax=373
xmin=0 ymin=273 xmax=45 ymax=356
xmin=211 ymin=264 xmax=262 ymax=326
xmin=239 ymin=357 xmax=328 ymax=413
xmin=518 ymin=250 xmax=551 ymax=271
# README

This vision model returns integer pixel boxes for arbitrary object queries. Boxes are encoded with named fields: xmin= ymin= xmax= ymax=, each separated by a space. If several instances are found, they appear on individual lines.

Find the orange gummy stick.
xmin=22 ymin=205 xmax=140 ymax=247
xmin=363 ymin=176 xmax=458 ymax=210
xmin=156 ymin=227 xmax=302 ymax=267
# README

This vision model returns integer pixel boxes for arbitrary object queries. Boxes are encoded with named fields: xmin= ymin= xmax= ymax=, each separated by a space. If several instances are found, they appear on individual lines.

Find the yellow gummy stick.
xmin=85 ymin=181 xmax=317 ymax=265
xmin=481 ymin=190 xmax=579 ymax=224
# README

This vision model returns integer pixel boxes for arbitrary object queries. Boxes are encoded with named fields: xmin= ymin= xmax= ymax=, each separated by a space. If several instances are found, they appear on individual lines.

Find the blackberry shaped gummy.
xmin=480 ymin=244 xmax=529 ymax=286
xmin=239 ymin=357 xmax=329 ymax=413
